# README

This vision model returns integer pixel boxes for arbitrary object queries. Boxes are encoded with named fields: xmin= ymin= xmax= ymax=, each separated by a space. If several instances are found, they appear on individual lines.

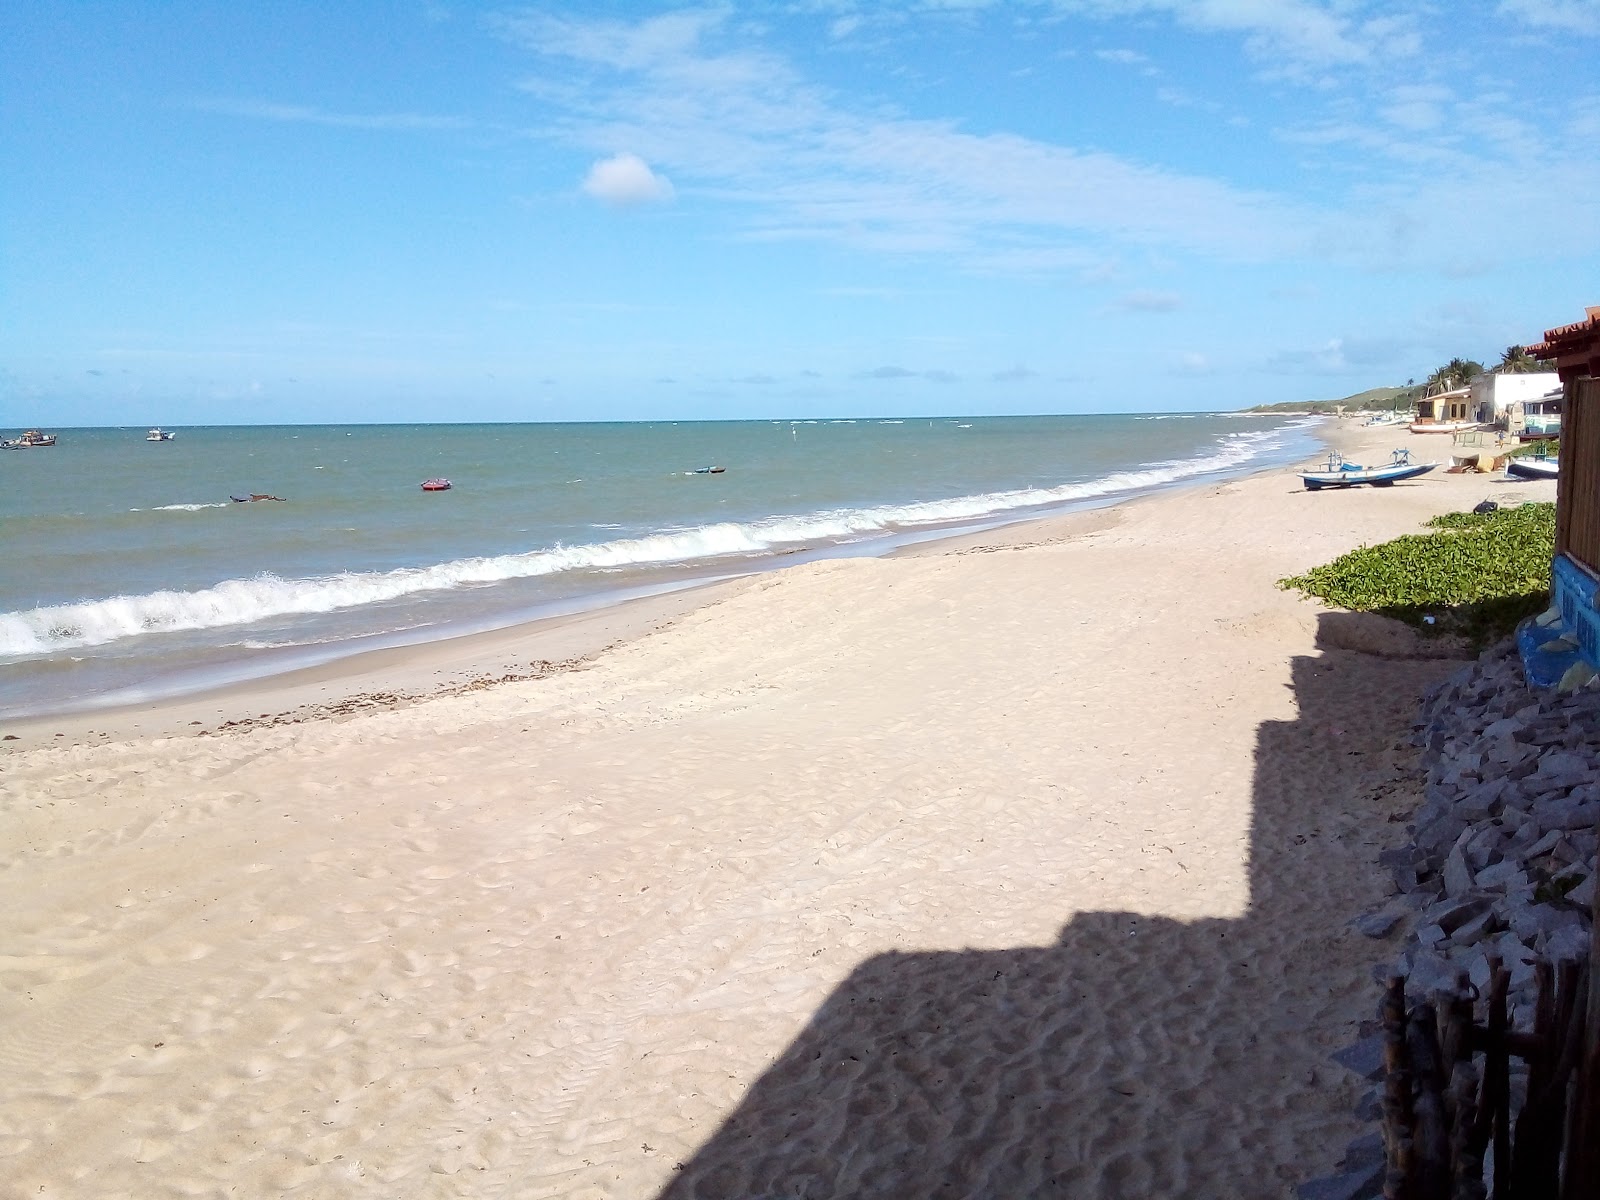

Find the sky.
xmin=3 ymin=1 xmax=1598 ymax=426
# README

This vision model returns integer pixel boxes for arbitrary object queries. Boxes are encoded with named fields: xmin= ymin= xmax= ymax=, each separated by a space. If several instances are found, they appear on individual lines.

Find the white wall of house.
xmin=1471 ymin=372 xmax=1560 ymax=420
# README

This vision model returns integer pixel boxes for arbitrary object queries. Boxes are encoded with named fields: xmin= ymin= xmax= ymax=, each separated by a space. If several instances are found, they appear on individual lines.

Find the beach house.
xmin=1412 ymin=386 xmax=1472 ymax=426
xmin=1469 ymin=369 xmax=1560 ymax=426
xmin=1519 ymin=305 xmax=1600 ymax=687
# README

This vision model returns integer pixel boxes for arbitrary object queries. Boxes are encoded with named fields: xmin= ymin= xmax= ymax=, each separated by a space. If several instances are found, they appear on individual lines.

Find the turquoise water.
xmin=0 ymin=414 xmax=1319 ymax=716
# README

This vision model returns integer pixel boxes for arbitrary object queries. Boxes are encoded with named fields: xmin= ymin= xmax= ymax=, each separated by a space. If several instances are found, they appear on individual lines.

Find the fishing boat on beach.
xmin=1301 ymin=449 xmax=1437 ymax=490
xmin=1505 ymin=457 xmax=1559 ymax=481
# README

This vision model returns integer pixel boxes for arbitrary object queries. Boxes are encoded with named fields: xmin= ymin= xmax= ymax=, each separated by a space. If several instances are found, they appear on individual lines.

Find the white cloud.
xmin=1498 ymin=0 xmax=1600 ymax=34
xmin=581 ymin=153 xmax=676 ymax=205
xmin=504 ymin=11 xmax=1314 ymax=266
xmin=193 ymin=98 xmax=468 ymax=131
xmin=1095 ymin=48 xmax=1149 ymax=65
xmin=1052 ymin=0 xmax=1420 ymax=75
xmin=1379 ymin=84 xmax=1453 ymax=132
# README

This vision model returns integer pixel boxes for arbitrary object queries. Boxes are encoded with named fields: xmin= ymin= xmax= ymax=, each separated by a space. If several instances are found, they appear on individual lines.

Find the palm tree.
xmin=1498 ymin=345 xmax=1527 ymax=373
xmin=1495 ymin=345 xmax=1550 ymax=373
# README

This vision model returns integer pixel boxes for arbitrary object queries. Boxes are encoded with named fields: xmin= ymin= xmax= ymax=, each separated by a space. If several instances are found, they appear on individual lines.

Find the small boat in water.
xmin=692 ymin=465 xmax=725 ymax=474
xmin=1301 ymin=449 xmax=1437 ymax=490
xmin=421 ymin=478 xmax=452 ymax=491
xmin=1505 ymin=457 xmax=1559 ymax=481
xmin=147 ymin=428 xmax=175 ymax=441
xmin=8 ymin=429 xmax=56 ymax=447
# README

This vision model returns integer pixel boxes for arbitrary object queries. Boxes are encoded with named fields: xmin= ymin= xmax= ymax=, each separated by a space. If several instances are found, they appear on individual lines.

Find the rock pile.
xmin=1299 ymin=642 xmax=1599 ymax=1199
xmin=1383 ymin=642 xmax=1599 ymax=1027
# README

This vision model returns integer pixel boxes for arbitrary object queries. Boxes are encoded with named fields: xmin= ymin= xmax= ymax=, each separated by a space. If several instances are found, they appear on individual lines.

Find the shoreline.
xmin=0 ymin=426 xmax=1313 ymax=744
xmin=1 ymin=418 xmax=1547 ymax=749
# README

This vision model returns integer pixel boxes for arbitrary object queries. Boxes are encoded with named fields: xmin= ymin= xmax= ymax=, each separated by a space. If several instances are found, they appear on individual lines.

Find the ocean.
xmin=0 ymin=414 xmax=1321 ymax=718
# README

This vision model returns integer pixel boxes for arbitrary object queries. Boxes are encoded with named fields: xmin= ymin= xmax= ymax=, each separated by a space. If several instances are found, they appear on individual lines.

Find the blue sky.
xmin=3 ymin=1 xmax=1598 ymax=425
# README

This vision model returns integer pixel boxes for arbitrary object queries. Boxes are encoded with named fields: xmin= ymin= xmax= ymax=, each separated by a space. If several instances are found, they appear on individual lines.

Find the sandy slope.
xmin=0 ymin=423 xmax=1557 ymax=1198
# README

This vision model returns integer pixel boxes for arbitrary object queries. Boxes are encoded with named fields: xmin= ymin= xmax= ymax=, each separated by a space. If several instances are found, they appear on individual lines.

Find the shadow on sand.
xmin=656 ymin=613 xmax=1466 ymax=1199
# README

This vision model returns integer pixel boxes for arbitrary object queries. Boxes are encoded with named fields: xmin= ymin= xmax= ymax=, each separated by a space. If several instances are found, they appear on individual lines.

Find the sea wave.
xmin=151 ymin=502 xmax=231 ymax=511
xmin=0 ymin=425 xmax=1296 ymax=657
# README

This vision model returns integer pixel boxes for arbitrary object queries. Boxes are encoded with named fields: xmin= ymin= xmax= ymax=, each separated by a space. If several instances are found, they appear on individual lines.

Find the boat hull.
xmin=1505 ymin=459 xmax=1559 ymax=480
xmin=1301 ymin=463 xmax=1437 ymax=490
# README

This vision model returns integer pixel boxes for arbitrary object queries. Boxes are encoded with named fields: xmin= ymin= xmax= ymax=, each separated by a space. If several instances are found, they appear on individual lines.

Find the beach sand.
xmin=0 ymin=424 xmax=1558 ymax=1198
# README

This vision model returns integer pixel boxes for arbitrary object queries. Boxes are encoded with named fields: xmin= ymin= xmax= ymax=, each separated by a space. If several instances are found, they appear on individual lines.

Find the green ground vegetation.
xmin=1277 ymin=503 xmax=1556 ymax=648
xmin=1506 ymin=439 xmax=1559 ymax=459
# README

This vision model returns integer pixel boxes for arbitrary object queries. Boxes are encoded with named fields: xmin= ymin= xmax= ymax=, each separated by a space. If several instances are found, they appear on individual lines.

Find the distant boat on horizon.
xmin=146 ymin=428 xmax=175 ymax=441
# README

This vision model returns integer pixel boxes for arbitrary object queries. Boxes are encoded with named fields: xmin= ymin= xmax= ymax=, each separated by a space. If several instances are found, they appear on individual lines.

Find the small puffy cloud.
xmin=581 ymin=152 xmax=675 ymax=206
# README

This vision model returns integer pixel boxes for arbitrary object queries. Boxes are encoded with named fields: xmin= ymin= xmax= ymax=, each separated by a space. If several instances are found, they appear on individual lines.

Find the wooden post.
xmin=1560 ymin=828 xmax=1600 ymax=1198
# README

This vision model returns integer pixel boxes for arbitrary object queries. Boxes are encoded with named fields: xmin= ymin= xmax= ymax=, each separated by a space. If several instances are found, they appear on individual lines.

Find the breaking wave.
xmin=1 ymin=425 xmax=1296 ymax=657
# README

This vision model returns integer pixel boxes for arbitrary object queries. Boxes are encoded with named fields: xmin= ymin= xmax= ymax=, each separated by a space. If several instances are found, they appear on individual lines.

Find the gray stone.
xmin=1295 ymin=1163 xmax=1384 ymax=1200
xmin=1569 ymin=872 xmax=1595 ymax=909
xmin=1427 ymin=896 xmax=1492 ymax=935
xmin=1352 ymin=909 xmax=1405 ymax=939
xmin=1550 ymin=838 xmax=1583 ymax=867
xmin=1544 ymin=925 xmax=1591 ymax=961
xmin=1490 ymin=930 xmax=1538 ymax=967
xmin=1444 ymin=843 xmax=1476 ymax=897
xmin=1417 ymin=923 xmax=1445 ymax=947
xmin=1416 ymin=814 xmax=1469 ymax=859
xmin=1483 ymin=717 xmax=1526 ymax=742
xmin=1508 ymin=904 xmax=1583 ymax=944
xmin=1406 ymin=953 xmax=1462 ymax=999
xmin=1448 ymin=909 xmax=1497 ymax=948
xmin=1457 ymin=780 xmax=1505 ymax=821
xmin=1469 ymin=955 xmax=1494 ymax=992
xmin=1332 ymin=1035 xmax=1387 ymax=1081
xmin=1532 ymin=752 xmax=1596 ymax=790
xmin=1475 ymin=862 xmax=1528 ymax=890
xmin=1354 ymin=1089 xmax=1382 ymax=1122
xmin=1521 ymin=828 xmax=1567 ymax=860
xmin=1532 ymin=799 xmax=1599 ymax=833
xmin=1341 ymin=1131 xmax=1385 ymax=1173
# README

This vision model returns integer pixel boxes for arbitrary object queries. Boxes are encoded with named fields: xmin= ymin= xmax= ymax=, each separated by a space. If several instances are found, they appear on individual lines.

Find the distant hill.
xmin=1244 ymin=385 xmax=1418 ymax=414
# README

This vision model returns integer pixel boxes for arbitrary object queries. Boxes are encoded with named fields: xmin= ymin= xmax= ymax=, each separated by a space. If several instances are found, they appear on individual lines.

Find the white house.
xmin=1470 ymin=371 xmax=1560 ymax=423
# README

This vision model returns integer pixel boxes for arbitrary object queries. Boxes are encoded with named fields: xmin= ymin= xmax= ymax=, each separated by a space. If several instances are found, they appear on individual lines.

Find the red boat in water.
xmin=421 ymin=478 xmax=452 ymax=491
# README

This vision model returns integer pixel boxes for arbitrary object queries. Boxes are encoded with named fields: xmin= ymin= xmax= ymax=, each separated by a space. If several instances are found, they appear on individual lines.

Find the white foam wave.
xmin=0 ymin=427 xmax=1292 ymax=657
xmin=151 ymin=502 xmax=230 ymax=511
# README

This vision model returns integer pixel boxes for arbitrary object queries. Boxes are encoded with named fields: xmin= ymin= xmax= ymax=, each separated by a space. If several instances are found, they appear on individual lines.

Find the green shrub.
xmin=1277 ymin=503 xmax=1556 ymax=647
xmin=1506 ymin=438 xmax=1558 ymax=459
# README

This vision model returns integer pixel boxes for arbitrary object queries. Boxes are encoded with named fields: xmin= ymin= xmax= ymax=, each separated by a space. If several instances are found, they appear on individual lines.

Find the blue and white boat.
xmin=1505 ymin=456 xmax=1558 ymax=481
xmin=1301 ymin=449 xmax=1437 ymax=490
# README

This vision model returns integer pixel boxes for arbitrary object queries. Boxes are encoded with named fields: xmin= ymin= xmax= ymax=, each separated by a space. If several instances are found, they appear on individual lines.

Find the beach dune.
xmin=0 ymin=425 xmax=1556 ymax=1198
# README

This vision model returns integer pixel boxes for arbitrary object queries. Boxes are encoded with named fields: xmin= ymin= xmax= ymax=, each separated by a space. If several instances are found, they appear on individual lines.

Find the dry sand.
xmin=0 ymin=423 xmax=1558 ymax=1198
